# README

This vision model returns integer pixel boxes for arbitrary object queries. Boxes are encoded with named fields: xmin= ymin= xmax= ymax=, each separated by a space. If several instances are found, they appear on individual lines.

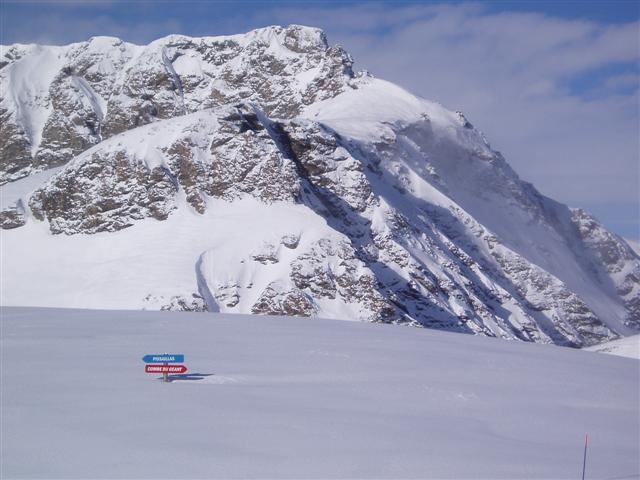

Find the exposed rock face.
xmin=251 ymin=281 xmax=316 ymax=317
xmin=570 ymin=208 xmax=640 ymax=330
xmin=284 ymin=120 xmax=374 ymax=212
xmin=0 ymin=200 xmax=26 ymax=229
xmin=29 ymin=150 xmax=179 ymax=234
xmin=143 ymin=293 xmax=208 ymax=312
xmin=0 ymin=106 xmax=33 ymax=182
xmin=205 ymin=107 xmax=300 ymax=203
xmin=24 ymin=106 xmax=303 ymax=233
xmin=34 ymin=73 xmax=103 ymax=169
xmin=1 ymin=38 xmax=133 ymax=183
xmin=488 ymin=242 xmax=612 ymax=346
xmin=288 ymin=238 xmax=397 ymax=323
xmin=1 ymin=26 xmax=638 ymax=347
xmin=1 ymin=26 xmax=354 ymax=184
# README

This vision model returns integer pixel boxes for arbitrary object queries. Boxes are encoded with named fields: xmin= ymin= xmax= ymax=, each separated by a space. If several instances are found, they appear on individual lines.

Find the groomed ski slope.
xmin=1 ymin=308 xmax=638 ymax=479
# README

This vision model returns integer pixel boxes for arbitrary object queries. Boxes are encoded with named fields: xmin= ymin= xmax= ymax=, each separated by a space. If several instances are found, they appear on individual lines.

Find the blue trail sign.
xmin=142 ymin=354 xmax=185 ymax=363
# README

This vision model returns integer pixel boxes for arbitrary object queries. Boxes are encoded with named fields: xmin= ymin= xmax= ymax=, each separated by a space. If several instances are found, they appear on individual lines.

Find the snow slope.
xmin=627 ymin=238 xmax=640 ymax=256
xmin=586 ymin=334 xmax=640 ymax=359
xmin=1 ymin=307 xmax=638 ymax=479
xmin=0 ymin=195 xmax=343 ymax=313
xmin=2 ymin=45 xmax=66 ymax=155
xmin=304 ymin=78 xmax=639 ymax=337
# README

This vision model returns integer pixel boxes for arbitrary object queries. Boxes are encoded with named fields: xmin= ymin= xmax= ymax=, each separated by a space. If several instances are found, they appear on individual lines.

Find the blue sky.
xmin=2 ymin=0 xmax=639 ymax=240
xmin=3 ymin=1 xmax=638 ymax=43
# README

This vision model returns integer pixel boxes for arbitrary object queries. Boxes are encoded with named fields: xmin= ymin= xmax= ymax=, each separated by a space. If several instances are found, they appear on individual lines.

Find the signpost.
xmin=143 ymin=353 xmax=187 ymax=382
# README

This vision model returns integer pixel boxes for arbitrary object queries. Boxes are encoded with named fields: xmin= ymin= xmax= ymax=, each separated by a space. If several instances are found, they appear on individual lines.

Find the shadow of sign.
xmin=164 ymin=373 xmax=214 ymax=382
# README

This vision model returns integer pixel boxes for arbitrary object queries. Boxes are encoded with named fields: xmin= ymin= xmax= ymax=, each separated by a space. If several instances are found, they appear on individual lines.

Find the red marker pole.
xmin=581 ymin=434 xmax=588 ymax=480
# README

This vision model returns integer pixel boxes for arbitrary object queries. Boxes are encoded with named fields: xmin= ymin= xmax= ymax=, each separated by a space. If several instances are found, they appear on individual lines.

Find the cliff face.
xmin=1 ymin=26 xmax=353 ymax=183
xmin=1 ymin=25 xmax=638 ymax=347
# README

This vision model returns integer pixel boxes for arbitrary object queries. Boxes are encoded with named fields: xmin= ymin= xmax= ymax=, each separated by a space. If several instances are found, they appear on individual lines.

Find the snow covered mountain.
xmin=1 ymin=25 xmax=638 ymax=347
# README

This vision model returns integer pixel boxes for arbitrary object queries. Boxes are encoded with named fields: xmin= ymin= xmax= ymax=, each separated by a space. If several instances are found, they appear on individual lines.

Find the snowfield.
xmin=586 ymin=334 xmax=640 ymax=360
xmin=1 ymin=307 xmax=638 ymax=479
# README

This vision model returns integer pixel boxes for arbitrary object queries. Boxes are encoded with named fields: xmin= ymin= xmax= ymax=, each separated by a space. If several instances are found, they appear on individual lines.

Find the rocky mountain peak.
xmin=1 ymin=27 xmax=638 ymax=348
xmin=0 ymin=24 xmax=355 ymax=184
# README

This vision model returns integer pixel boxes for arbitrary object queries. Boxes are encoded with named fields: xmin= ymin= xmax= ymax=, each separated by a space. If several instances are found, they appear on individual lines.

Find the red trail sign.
xmin=145 ymin=365 xmax=188 ymax=374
